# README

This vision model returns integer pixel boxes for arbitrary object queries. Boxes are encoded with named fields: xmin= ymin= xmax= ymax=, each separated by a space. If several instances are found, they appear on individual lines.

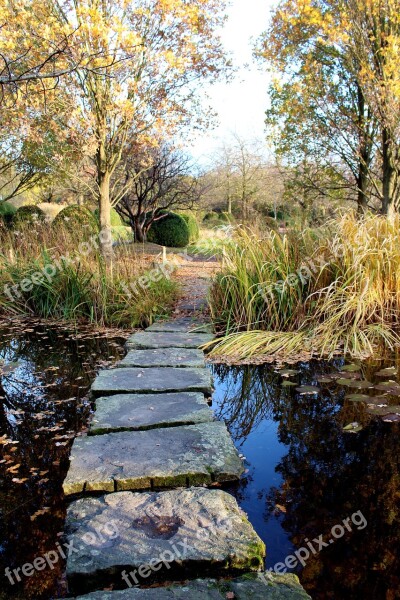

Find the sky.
xmin=188 ymin=0 xmax=276 ymax=165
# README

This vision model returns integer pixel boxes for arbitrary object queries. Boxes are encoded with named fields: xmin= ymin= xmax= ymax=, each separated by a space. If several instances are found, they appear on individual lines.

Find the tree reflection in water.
xmin=0 ymin=321 xmax=125 ymax=599
xmin=212 ymin=361 xmax=400 ymax=600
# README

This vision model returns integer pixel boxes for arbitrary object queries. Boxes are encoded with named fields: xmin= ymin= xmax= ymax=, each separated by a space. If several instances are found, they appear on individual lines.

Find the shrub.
xmin=203 ymin=211 xmax=234 ymax=226
xmin=219 ymin=212 xmax=234 ymax=223
xmin=14 ymin=205 xmax=45 ymax=225
xmin=0 ymin=202 xmax=17 ymax=228
xmin=180 ymin=213 xmax=199 ymax=243
xmin=203 ymin=211 xmax=215 ymax=222
xmin=112 ymin=226 xmax=134 ymax=242
xmin=264 ymin=216 xmax=279 ymax=231
xmin=53 ymin=205 xmax=99 ymax=235
xmin=147 ymin=212 xmax=190 ymax=247
xmin=0 ymin=229 xmax=179 ymax=327
xmin=94 ymin=207 xmax=124 ymax=227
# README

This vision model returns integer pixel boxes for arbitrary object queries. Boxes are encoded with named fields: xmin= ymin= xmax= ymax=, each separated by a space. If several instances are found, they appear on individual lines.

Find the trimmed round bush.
xmin=94 ymin=207 xmax=124 ymax=227
xmin=219 ymin=212 xmax=234 ymax=224
xmin=203 ymin=211 xmax=215 ymax=222
xmin=180 ymin=213 xmax=199 ymax=243
xmin=147 ymin=212 xmax=190 ymax=248
xmin=0 ymin=201 xmax=17 ymax=228
xmin=264 ymin=216 xmax=279 ymax=231
xmin=14 ymin=205 xmax=45 ymax=225
xmin=53 ymin=205 xmax=99 ymax=234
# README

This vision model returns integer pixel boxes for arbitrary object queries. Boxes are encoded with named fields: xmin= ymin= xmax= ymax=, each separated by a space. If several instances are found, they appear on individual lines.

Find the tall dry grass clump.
xmin=0 ymin=222 xmax=178 ymax=327
xmin=208 ymin=214 xmax=400 ymax=360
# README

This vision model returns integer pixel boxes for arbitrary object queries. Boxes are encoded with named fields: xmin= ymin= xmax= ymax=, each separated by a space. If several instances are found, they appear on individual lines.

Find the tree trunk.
xmin=356 ymin=86 xmax=369 ymax=216
xmin=98 ymin=168 xmax=113 ymax=264
xmin=134 ymin=218 xmax=145 ymax=243
xmin=227 ymin=193 xmax=232 ymax=214
xmin=96 ymin=127 xmax=113 ymax=264
xmin=381 ymin=127 xmax=396 ymax=215
xmin=356 ymin=162 xmax=369 ymax=216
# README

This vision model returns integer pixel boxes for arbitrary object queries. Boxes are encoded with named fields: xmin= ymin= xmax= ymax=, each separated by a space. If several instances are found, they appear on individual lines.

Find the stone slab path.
xmin=66 ymin=488 xmax=265 ymax=595
xmin=74 ymin=573 xmax=311 ymax=599
xmin=91 ymin=367 xmax=212 ymax=396
xmin=125 ymin=331 xmax=213 ymax=349
xmin=89 ymin=392 xmax=213 ymax=434
xmin=118 ymin=347 xmax=205 ymax=368
xmin=63 ymin=257 xmax=309 ymax=598
xmin=63 ymin=422 xmax=243 ymax=495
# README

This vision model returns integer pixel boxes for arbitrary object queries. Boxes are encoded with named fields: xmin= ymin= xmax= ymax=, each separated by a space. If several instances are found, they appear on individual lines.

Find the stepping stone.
xmin=63 ymin=422 xmax=243 ymax=495
xmin=125 ymin=332 xmax=213 ymax=350
xmin=91 ymin=367 xmax=212 ymax=397
xmin=89 ymin=392 xmax=213 ymax=434
xmin=118 ymin=347 xmax=205 ymax=368
xmin=75 ymin=573 xmax=311 ymax=599
xmin=146 ymin=317 xmax=212 ymax=334
xmin=66 ymin=488 xmax=266 ymax=595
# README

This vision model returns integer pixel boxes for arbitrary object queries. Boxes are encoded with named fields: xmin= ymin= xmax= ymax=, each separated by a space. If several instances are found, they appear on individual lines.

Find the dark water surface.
xmin=211 ymin=360 xmax=400 ymax=600
xmin=0 ymin=321 xmax=399 ymax=599
xmin=0 ymin=320 xmax=125 ymax=599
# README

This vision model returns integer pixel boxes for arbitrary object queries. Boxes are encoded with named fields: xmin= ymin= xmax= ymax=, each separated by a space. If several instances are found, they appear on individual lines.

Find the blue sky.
xmin=188 ymin=0 xmax=276 ymax=164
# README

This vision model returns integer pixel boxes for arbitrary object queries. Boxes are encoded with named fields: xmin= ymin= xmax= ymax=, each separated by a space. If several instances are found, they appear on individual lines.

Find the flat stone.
xmin=91 ymin=367 xmax=212 ymax=397
xmin=66 ymin=488 xmax=266 ymax=595
xmin=146 ymin=317 xmax=212 ymax=334
xmin=125 ymin=332 xmax=213 ymax=350
xmin=75 ymin=573 xmax=310 ymax=599
xmin=89 ymin=393 xmax=213 ymax=434
xmin=63 ymin=422 xmax=243 ymax=495
xmin=118 ymin=348 xmax=205 ymax=369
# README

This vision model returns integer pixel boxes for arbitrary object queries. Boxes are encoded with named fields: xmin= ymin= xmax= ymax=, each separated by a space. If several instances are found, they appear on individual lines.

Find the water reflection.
xmin=212 ymin=360 xmax=400 ymax=600
xmin=0 ymin=320 xmax=125 ymax=599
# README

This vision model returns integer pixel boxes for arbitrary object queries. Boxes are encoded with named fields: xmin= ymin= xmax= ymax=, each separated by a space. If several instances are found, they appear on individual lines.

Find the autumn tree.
xmin=44 ymin=0 xmax=228 ymax=261
xmin=201 ymin=134 xmax=275 ymax=221
xmin=343 ymin=0 xmax=400 ymax=212
xmin=257 ymin=0 xmax=400 ymax=215
xmin=257 ymin=0 xmax=384 ymax=215
xmin=115 ymin=143 xmax=201 ymax=242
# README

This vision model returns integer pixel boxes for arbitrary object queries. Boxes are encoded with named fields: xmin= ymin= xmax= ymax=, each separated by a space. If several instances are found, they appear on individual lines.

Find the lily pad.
xmin=382 ymin=413 xmax=400 ymax=422
xmin=345 ymin=394 xmax=370 ymax=402
xmin=278 ymin=369 xmax=299 ymax=377
xmin=366 ymin=405 xmax=400 ymax=416
xmin=316 ymin=376 xmax=333 ymax=384
xmin=337 ymin=379 xmax=372 ymax=389
xmin=295 ymin=385 xmax=320 ymax=395
xmin=375 ymin=367 xmax=397 ymax=377
xmin=331 ymin=372 xmax=361 ymax=380
xmin=366 ymin=395 xmax=389 ymax=405
xmin=282 ymin=380 xmax=297 ymax=387
xmin=340 ymin=364 xmax=361 ymax=372
xmin=374 ymin=382 xmax=400 ymax=395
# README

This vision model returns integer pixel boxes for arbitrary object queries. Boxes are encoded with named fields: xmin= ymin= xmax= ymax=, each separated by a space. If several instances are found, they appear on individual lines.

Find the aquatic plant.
xmin=207 ymin=214 xmax=400 ymax=360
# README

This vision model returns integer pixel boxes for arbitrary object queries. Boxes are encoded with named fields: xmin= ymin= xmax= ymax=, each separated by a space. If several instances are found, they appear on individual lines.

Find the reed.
xmin=0 ymin=223 xmax=179 ymax=327
xmin=207 ymin=214 xmax=400 ymax=360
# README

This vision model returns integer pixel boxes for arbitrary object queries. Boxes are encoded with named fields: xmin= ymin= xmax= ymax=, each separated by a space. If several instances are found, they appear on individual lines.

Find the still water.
xmin=212 ymin=361 xmax=400 ymax=600
xmin=0 ymin=321 xmax=399 ymax=599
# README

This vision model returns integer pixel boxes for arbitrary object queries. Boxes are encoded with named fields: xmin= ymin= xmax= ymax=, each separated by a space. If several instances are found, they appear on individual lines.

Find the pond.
xmin=0 ymin=320 xmax=126 ymax=599
xmin=0 ymin=322 xmax=399 ymax=599
xmin=212 ymin=360 xmax=400 ymax=600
